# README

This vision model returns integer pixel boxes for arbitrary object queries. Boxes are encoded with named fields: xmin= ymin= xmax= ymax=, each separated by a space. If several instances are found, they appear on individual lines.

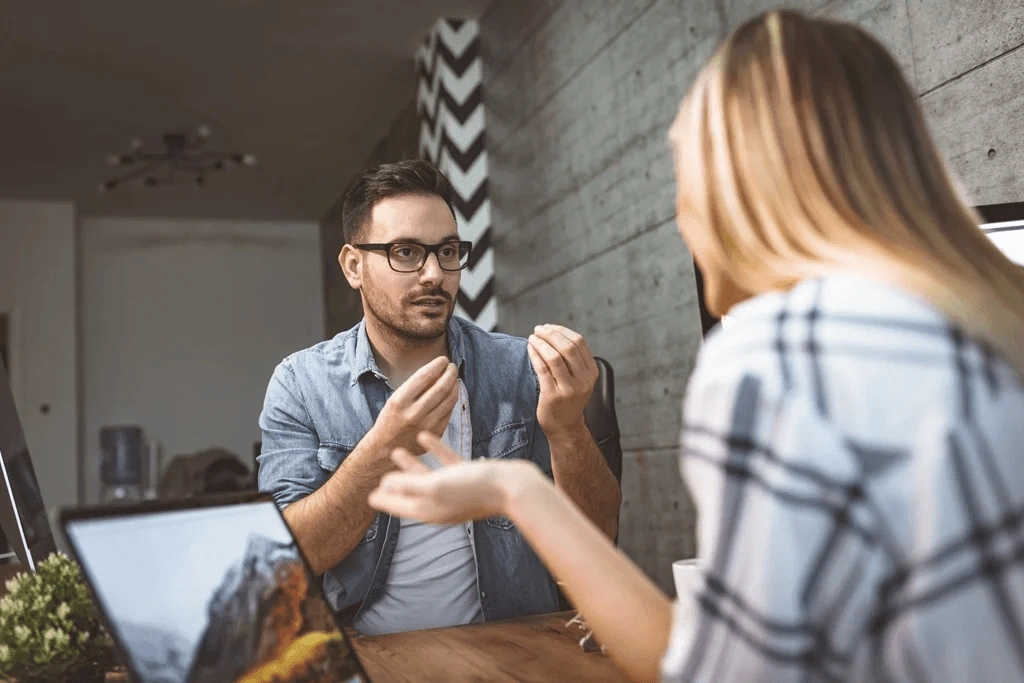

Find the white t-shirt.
xmin=354 ymin=380 xmax=483 ymax=635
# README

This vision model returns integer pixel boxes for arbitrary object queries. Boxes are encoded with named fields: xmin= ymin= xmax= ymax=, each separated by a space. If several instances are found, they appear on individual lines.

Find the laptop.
xmin=0 ymin=356 xmax=56 ymax=570
xmin=60 ymin=493 xmax=371 ymax=683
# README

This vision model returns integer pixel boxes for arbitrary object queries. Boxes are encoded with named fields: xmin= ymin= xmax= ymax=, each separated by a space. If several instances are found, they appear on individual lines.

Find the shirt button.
xmin=390 ymin=532 xmax=398 ymax=541
xmin=480 ymin=590 xmax=487 ymax=599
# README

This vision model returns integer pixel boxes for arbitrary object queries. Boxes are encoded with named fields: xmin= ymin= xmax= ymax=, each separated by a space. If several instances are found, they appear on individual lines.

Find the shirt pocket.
xmin=477 ymin=421 xmax=529 ymax=460
xmin=317 ymin=444 xmax=379 ymax=545
xmin=475 ymin=422 xmax=529 ymax=530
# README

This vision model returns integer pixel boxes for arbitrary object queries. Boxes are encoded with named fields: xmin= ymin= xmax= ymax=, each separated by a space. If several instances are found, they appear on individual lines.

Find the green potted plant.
xmin=0 ymin=553 xmax=116 ymax=683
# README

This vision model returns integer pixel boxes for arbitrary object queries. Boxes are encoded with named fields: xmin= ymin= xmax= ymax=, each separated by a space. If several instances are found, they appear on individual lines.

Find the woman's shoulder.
xmin=691 ymin=274 xmax=959 ymax=394
xmin=688 ymin=274 xmax=1024 ymax=465
xmin=688 ymin=287 xmax=794 ymax=401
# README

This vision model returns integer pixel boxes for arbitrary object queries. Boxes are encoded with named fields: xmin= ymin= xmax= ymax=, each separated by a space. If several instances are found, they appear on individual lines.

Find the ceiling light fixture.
xmin=97 ymin=125 xmax=256 ymax=193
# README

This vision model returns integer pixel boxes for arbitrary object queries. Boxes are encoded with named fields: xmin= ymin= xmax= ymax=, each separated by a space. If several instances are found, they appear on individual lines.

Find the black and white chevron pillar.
xmin=416 ymin=19 xmax=495 ymax=331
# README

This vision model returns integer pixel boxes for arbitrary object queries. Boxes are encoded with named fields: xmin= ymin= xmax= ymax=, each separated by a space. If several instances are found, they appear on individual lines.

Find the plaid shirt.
xmin=661 ymin=275 xmax=1024 ymax=682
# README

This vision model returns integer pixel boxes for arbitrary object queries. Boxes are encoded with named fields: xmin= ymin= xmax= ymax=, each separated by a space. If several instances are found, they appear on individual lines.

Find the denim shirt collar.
xmin=350 ymin=317 xmax=467 ymax=386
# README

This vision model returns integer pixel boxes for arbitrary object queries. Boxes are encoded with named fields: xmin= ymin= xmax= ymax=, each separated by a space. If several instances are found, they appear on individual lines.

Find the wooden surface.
xmin=345 ymin=611 xmax=629 ymax=682
xmin=101 ymin=611 xmax=628 ymax=682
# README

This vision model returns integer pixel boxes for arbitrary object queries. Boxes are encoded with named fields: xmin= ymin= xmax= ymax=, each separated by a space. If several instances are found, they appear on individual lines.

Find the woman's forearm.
xmin=504 ymin=466 xmax=673 ymax=683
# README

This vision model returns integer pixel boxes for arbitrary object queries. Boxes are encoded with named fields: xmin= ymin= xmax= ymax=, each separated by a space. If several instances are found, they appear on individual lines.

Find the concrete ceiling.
xmin=0 ymin=0 xmax=488 ymax=221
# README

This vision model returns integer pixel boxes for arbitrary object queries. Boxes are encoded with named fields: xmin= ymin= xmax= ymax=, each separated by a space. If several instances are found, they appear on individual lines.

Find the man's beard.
xmin=362 ymin=280 xmax=455 ymax=342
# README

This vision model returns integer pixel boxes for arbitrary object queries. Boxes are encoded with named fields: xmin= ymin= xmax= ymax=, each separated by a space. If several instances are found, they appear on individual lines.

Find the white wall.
xmin=0 ymin=199 xmax=79 ymax=513
xmin=80 ymin=217 xmax=323 ymax=503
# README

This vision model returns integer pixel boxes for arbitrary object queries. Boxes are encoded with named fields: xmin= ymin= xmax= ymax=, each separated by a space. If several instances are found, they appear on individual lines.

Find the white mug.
xmin=672 ymin=558 xmax=701 ymax=599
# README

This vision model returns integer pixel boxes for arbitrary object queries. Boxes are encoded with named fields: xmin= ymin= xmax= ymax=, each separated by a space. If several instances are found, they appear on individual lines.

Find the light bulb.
xmin=197 ymin=124 xmax=211 ymax=139
xmin=242 ymin=154 xmax=256 ymax=166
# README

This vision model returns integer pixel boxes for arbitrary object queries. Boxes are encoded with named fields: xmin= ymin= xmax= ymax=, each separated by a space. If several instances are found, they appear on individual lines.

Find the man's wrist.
xmin=543 ymin=416 xmax=590 ymax=447
xmin=359 ymin=425 xmax=397 ymax=466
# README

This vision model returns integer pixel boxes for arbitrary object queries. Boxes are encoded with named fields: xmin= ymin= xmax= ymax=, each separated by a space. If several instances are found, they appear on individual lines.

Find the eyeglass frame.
xmin=353 ymin=240 xmax=474 ymax=272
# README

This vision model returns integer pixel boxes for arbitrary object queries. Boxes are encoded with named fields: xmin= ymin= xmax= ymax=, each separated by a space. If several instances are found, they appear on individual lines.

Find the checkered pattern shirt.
xmin=661 ymin=274 xmax=1024 ymax=682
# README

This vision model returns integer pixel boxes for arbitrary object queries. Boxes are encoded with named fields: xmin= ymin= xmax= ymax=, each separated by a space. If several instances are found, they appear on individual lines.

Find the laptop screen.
xmin=64 ymin=501 xmax=368 ymax=683
xmin=0 ymin=355 xmax=56 ymax=570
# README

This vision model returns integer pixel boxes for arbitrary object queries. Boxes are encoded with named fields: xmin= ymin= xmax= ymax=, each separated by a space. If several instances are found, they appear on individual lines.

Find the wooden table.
xmin=345 ymin=611 xmax=629 ymax=682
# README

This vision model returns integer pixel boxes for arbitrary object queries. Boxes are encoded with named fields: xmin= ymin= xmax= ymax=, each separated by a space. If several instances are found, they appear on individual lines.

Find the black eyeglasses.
xmin=354 ymin=240 xmax=473 ymax=273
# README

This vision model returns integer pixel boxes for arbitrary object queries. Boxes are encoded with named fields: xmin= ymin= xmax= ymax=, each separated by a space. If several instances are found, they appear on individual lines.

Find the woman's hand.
xmin=368 ymin=431 xmax=542 ymax=525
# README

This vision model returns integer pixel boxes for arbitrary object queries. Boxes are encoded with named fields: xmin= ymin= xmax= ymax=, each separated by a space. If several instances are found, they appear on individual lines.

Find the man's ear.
xmin=339 ymin=244 xmax=362 ymax=290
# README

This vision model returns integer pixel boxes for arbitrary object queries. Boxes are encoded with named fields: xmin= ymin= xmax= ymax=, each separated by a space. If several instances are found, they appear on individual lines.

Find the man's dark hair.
xmin=341 ymin=160 xmax=457 ymax=244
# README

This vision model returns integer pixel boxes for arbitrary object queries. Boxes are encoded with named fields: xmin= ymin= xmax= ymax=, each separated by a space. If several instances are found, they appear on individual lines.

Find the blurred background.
xmin=0 ymin=0 xmax=1022 ymax=593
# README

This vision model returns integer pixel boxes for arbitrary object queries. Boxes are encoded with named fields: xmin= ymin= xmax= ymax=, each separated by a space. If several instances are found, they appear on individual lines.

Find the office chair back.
xmin=583 ymin=357 xmax=622 ymax=483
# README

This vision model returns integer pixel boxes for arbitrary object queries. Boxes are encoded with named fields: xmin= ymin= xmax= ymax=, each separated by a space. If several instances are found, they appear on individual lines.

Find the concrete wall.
xmin=479 ymin=0 xmax=1024 ymax=592
xmin=321 ymin=98 xmax=421 ymax=339
xmin=0 ymin=200 xmax=78 ymax=514
xmin=80 ymin=217 xmax=323 ymax=503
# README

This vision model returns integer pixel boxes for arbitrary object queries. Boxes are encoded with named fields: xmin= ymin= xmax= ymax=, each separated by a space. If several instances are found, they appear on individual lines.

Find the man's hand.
xmin=279 ymin=357 xmax=458 ymax=576
xmin=371 ymin=356 xmax=459 ymax=454
xmin=527 ymin=324 xmax=599 ymax=440
xmin=528 ymin=325 xmax=619 ymax=541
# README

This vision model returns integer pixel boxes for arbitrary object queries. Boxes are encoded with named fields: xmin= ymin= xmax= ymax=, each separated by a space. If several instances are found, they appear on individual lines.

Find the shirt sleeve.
xmin=257 ymin=360 xmax=324 ymax=509
xmin=525 ymin=350 xmax=554 ymax=478
xmin=662 ymin=368 xmax=887 ymax=682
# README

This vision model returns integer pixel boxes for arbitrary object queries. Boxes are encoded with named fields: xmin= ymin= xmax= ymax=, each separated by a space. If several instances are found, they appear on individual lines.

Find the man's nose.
xmin=419 ymin=252 xmax=444 ymax=283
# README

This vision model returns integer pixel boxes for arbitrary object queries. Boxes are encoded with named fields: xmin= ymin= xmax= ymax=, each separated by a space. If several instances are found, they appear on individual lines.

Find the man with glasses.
xmin=258 ymin=160 xmax=621 ymax=635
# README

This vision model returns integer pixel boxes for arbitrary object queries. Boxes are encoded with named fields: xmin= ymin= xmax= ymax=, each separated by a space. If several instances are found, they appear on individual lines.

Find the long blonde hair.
xmin=671 ymin=10 xmax=1024 ymax=377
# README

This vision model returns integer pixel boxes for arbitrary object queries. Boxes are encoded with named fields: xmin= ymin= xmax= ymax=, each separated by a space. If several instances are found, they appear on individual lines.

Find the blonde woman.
xmin=368 ymin=9 xmax=1024 ymax=682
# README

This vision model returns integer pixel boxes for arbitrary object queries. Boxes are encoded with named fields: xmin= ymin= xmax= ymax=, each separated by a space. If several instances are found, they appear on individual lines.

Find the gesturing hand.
xmin=368 ymin=432 xmax=539 ymax=524
xmin=372 ymin=357 xmax=459 ymax=454
xmin=528 ymin=324 xmax=599 ymax=440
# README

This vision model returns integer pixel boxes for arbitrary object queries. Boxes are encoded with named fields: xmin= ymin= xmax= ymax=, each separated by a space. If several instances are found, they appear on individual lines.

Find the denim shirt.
xmin=257 ymin=316 xmax=560 ymax=625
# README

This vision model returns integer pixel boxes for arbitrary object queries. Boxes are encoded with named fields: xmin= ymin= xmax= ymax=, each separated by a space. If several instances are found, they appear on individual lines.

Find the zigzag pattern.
xmin=417 ymin=18 xmax=495 ymax=331
xmin=437 ymin=130 xmax=485 ymax=173
xmin=455 ymin=199 xmax=489 ymax=244
xmin=465 ymin=227 xmax=490 ymax=270
xmin=416 ymin=38 xmax=479 ymax=84
xmin=457 ymin=278 xmax=493 ymax=319
xmin=418 ymin=107 xmax=485 ymax=161
xmin=418 ymin=85 xmax=482 ymax=132
xmin=416 ymin=61 xmax=482 ymax=116
xmin=416 ymin=19 xmax=474 ymax=63
xmin=455 ymin=297 xmax=496 ymax=333
xmin=444 ymin=154 xmax=488 ymax=203
xmin=459 ymin=248 xmax=493 ymax=300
